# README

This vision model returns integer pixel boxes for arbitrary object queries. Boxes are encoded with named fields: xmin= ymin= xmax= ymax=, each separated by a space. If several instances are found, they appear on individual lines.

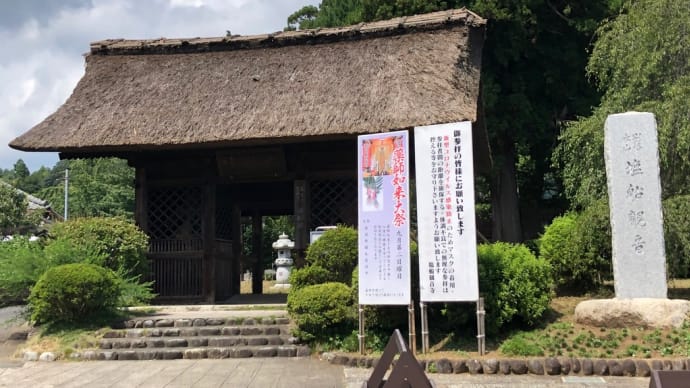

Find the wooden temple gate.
xmin=9 ymin=10 xmax=487 ymax=304
xmin=132 ymin=140 xmax=359 ymax=302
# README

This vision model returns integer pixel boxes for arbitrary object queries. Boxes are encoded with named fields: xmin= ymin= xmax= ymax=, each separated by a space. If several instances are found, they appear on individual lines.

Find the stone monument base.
xmin=575 ymin=298 xmax=690 ymax=329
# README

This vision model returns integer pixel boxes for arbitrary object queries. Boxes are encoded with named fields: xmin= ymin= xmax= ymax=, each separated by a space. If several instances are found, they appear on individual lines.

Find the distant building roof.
xmin=0 ymin=180 xmax=52 ymax=211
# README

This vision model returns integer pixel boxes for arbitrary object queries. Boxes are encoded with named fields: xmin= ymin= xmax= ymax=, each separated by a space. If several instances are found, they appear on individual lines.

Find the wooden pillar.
xmin=252 ymin=211 xmax=263 ymax=294
xmin=231 ymin=204 xmax=242 ymax=296
xmin=134 ymin=167 xmax=148 ymax=233
xmin=202 ymin=181 xmax=216 ymax=303
xmin=293 ymin=179 xmax=309 ymax=265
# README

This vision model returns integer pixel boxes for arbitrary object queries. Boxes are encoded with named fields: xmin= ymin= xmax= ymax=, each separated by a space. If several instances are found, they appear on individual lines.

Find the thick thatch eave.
xmin=10 ymin=9 xmax=486 ymax=155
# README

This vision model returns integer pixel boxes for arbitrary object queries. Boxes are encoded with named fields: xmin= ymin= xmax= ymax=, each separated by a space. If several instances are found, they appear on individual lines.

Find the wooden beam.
xmin=293 ymin=179 xmax=309 ymax=253
xmin=252 ymin=211 xmax=263 ymax=295
xmin=231 ymin=204 xmax=242 ymax=296
xmin=134 ymin=167 xmax=148 ymax=233
xmin=202 ymin=181 xmax=216 ymax=303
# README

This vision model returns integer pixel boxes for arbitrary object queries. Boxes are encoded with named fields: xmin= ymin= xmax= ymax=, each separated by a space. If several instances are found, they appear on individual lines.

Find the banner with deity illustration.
xmin=357 ymin=130 xmax=411 ymax=305
xmin=414 ymin=122 xmax=479 ymax=302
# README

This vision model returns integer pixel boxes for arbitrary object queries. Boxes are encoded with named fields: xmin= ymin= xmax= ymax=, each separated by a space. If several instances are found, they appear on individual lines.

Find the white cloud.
xmin=169 ymin=0 xmax=206 ymax=8
xmin=0 ymin=0 xmax=317 ymax=173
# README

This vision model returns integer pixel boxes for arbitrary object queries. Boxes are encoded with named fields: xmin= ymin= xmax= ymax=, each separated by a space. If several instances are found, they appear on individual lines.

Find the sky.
xmin=0 ymin=0 xmax=318 ymax=173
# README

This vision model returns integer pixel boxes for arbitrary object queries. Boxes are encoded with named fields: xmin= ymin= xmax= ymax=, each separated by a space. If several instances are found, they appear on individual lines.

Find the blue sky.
xmin=0 ymin=0 xmax=317 ymax=173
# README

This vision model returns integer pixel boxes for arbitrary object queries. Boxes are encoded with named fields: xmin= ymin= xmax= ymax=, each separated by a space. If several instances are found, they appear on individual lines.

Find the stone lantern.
xmin=272 ymin=233 xmax=295 ymax=287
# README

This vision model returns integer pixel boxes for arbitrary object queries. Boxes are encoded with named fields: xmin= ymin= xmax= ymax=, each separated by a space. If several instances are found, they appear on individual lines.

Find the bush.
xmin=539 ymin=213 xmax=579 ymax=292
xmin=304 ymin=226 xmax=357 ymax=285
xmin=663 ymin=195 xmax=690 ymax=278
xmin=49 ymin=217 xmax=149 ymax=277
xmin=571 ymin=200 xmax=612 ymax=291
xmin=28 ymin=263 xmax=121 ymax=325
xmin=287 ymin=282 xmax=355 ymax=342
xmin=478 ymin=242 xmax=553 ymax=335
xmin=0 ymin=237 xmax=46 ymax=304
xmin=289 ymin=265 xmax=332 ymax=290
xmin=538 ymin=200 xmax=612 ymax=294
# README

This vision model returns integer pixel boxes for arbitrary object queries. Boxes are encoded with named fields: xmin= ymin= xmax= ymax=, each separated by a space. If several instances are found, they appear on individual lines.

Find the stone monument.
xmin=605 ymin=111 xmax=667 ymax=298
xmin=575 ymin=112 xmax=690 ymax=328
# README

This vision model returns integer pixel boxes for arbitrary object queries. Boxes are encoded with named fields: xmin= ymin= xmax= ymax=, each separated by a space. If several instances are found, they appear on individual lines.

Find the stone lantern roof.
xmin=272 ymin=233 xmax=295 ymax=250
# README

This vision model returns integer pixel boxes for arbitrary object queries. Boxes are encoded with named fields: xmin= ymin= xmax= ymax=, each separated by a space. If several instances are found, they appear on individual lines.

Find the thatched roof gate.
xmin=10 ymin=9 xmax=487 ymax=303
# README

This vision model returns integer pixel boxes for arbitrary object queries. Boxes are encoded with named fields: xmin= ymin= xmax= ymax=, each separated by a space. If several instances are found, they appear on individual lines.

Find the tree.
xmin=12 ymin=159 xmax=29 ymax=181
xmin=0 ymin=182 xmax=28 ymax=235
xmin=287 ymin=0 xmax=619 ymax=241
xmin=287 ymin=0 xmax=362 ymax=30
xmin=39 ymin=158 xmax=135 ymax=219
xmin=557 ymin=0 xmax=690 ymax=209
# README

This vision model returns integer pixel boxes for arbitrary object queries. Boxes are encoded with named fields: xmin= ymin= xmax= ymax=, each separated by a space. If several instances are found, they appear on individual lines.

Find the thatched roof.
xmin=10 ymin=9 xmax=486 ymax=154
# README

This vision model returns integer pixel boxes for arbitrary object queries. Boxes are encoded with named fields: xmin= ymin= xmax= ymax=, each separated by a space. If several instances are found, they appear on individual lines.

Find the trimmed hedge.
xmin=304 ymin=226 xmax=358 ymax=285
xmin=287 ymin=282 xmax=355 ymax=342
xmin=478 ymin=242 xmax=553 ymax=334
xmin=28 ymin=263 xmax=120 ymax=325
xmin=289 ymin=265 xmax=332 ymax=290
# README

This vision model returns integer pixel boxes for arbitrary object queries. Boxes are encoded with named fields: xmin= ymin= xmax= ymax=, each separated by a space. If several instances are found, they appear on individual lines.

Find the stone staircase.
xmin=82 ymin=309 xmax=310 ymax=361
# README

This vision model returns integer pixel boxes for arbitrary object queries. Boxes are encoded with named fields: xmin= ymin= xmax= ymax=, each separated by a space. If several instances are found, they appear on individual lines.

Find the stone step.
xmin=103 ymin=324 xmax=290 ymax=338
xmin=100 ymin=335 xmax=298 ymax=349
xmin=122 ymin=316 xmax=290 ymax=329
xmin=79 ymin=345 xmax=311 ymax=361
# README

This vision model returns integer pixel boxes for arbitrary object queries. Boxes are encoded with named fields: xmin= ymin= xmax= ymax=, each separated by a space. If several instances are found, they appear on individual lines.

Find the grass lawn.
xmin=18 ymin=280 xmax=690 ymax=360
xmin=414 ymin=279 xmax=690 ymax=360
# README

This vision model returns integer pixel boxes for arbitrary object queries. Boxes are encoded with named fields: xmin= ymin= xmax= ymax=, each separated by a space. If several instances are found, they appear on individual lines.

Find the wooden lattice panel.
xmin=147 ymin=186 xmax=202 ymax=241
xmin=216 ymin=204 xmax=233 ymax=240
xmin=310 ymin=179 xmax=357 ymax=228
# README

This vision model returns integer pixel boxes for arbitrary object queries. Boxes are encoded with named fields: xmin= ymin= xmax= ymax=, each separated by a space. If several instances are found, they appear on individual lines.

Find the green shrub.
xmin=287 ymin=282 xmax=355 ymax=342
xmin=478 ymin=242 xmax=553 ymax=335
xmin=663 ymin=195 xmax=690 ymax=278
xmin=571 ymin=200 xmax=612 ymax=291
xmin=289 ymin=265 xmax=332 ymax=290
xmin=28 ymin=263 xmax=121 ymax=325
xmin=538 ymin=200 xmax=612 ymax=294
xmin=49 ymin=217 xmax=149 ymax=277
xmin=0 ymin=237 xmax=46 ymax=304
xmin=115 ymin=271 xmax=156 ymax=307
xmin=539 ymin=213 xmax=578 ymax=292
xmin=43 ymin=236 xmax=106 ymax=268
xmin=304 ymin=226 xmax=357 ymax=285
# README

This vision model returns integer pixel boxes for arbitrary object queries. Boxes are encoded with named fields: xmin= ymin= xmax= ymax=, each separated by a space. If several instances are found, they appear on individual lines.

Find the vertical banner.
xmin=415 ymin=122 xmax=478 ymax=302
xmin=358 ymin=130 xmax=411 ymax=305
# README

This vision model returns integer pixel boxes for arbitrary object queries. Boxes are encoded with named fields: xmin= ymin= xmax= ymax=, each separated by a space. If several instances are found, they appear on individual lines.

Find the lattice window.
xmin=147 ymin=186 xmax=202 ymax=242
xmin=310 ymin=179 xmax=357 ymax=228
xmin=216 ymin=204 xmax=233 ymax=240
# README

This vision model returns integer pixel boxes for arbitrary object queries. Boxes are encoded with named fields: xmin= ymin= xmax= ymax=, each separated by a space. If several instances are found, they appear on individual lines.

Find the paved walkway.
xmin=0 ymin=359 xmax=651 ymax=388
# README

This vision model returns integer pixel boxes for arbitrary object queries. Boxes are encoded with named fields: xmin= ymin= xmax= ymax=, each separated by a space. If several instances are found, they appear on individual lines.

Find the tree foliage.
xmin=288 ymin=0 xmax=620 ymax=241
xmin=39 ymin=158 xmax=134 ymax=219
xmin=0 ymin=182 xmax=28 ymax=234
xmin=557 ymin=0 xmax=690 ymax=208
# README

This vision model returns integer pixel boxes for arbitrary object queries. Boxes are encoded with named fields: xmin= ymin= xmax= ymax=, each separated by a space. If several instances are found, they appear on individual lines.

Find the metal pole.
xmin=408 ymin=301 xmax=416 ymax=355
xmin=64 ymin=169 xmax=69 ymax=221
xmin=476 ymin=297 xmax=485 ymax=355
xmin=358 ymin=304 xmax=365 ymax=355
xmin=420 ymin=301 xmax=429 ymax=354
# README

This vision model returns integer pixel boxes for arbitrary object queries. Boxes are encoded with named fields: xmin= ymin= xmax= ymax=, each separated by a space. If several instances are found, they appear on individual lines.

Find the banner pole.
xmin=476 ymin=297 xmax=485 ymax=355
xmin=408 ymin=301 xmax=416 ymax=355
xmin=420 ymin=301 xmax=429 ymax=354
xmin=358 ymin=304 xmax=366 ymax=355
